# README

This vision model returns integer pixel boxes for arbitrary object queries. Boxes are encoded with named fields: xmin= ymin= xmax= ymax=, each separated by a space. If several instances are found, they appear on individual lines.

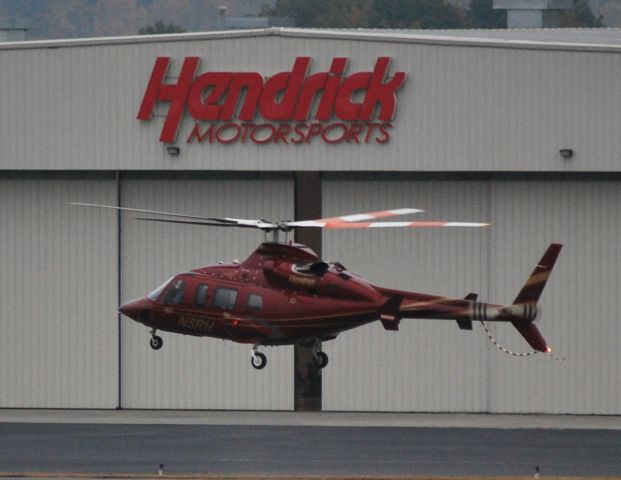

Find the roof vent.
xmin=0 ymin=18 xmax=29 ymax=42
xmin=493 ymin=0 xmax=573 ymax=28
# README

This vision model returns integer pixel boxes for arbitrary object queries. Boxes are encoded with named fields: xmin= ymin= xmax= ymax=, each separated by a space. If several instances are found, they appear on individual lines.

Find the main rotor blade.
xmin=135 ymin=218 xmax=271 ymax=229
xmin=68 ymin=202 xmax=276 ymax=228
xmin=285 ymin=208 xmax=424 ymax=227
xmin=290 ymin=221 xmax=490 ymax=229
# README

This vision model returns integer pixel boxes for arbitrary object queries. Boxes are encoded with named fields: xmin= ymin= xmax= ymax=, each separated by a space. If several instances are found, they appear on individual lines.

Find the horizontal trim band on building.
xmin=321 ymin=171 xmax=621 ymax=182
xmin=0 ymin=170 xmax=294 ymax=181
xmin=3 ymin=170 xmax=621 ymax=182
xmin=1 ymin=27 xmax=620 ymax=54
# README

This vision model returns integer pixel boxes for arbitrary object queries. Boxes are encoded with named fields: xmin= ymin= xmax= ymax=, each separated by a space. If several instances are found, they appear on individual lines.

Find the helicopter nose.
xmin=119 ymin=300 xmax=141 ymax=320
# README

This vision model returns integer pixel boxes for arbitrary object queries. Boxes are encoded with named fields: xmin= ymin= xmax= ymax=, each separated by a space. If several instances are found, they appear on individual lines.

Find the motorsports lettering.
xmin=137 ymin=57 xmax=406 ymax=145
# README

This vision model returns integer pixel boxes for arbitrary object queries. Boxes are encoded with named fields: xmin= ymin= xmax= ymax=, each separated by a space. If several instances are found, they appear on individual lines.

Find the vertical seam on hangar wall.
xmin=116 ymin=170 xmax=122 ymax=409
xmin=485 ymin=179 xmax=493 ymax=413
xmin=293 ymin=171 xmax=323 ymax=411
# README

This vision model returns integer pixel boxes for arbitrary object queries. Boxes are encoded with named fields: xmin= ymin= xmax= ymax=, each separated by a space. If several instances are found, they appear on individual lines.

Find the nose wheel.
xmin=150 ymin=330 xmax=163 ymax=350
xmin=313 ymin=350 xmax=329 ymax=369
xmin=251 ymin=346 xmax=267 ymax=370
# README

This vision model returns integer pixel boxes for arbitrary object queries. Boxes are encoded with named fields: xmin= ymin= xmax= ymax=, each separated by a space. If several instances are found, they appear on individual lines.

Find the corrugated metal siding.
xmin=487 ymin=181 xmax=621 ymax=414
xmin=1 ymin=35 xmax=619 ymax=171
xmin=119 ymin=178 xmax=294 ymax=409
xmin=321 ymin=180 xmax=490 ymax=412
xmin=1 ymin=176 xmax=619 ymax=413
xmin=322 ymin=179 xmax=621 ymax=414
xmin=0 ymin=179 xmax=118 ymax=408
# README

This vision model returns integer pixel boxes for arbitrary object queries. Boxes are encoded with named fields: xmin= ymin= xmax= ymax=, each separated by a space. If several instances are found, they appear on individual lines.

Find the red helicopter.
xmin=71 ymin=204 xmax=562 ymax=369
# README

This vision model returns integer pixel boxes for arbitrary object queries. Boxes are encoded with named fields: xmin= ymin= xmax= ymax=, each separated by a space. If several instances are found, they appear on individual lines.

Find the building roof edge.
xmin=0 ymin=27 xmax=619 ymax=53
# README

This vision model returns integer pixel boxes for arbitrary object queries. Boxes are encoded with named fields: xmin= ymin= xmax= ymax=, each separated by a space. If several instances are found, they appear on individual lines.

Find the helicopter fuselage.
xmin=120 ymin=241 xmax=540 ymax=350
xmin=121 ymin=242 xmax=390 ymax=346
xmin=72 ymin=202 xmax=560 ymax=369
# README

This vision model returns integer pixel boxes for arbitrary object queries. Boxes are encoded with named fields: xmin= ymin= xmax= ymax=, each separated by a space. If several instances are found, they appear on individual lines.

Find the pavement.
xmin=2 ymin=412 xmax=621 ymax=478
xmin=1 ymin=409 xmax=621 ymax=430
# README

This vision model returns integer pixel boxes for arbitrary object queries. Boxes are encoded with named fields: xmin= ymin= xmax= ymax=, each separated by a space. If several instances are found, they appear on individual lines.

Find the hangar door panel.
xmin=0 ymin=179 xmax=118 ymax=408
xmin=322 ymin=180 xmax=490 ymax=412
xmin=323 ymin=179 xmax=621 ymax=414
xmin=487 ymin=181 xmax=621 ymax=414
xmin=120 ymin=179 xmax=294 ymax=410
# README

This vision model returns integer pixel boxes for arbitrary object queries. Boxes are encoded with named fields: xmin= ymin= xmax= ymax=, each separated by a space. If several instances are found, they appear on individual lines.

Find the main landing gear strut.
xmin=250 ymin=341 xmax=329 ymax=370
xmin=311 ymin=340 xmax=329 ymax=369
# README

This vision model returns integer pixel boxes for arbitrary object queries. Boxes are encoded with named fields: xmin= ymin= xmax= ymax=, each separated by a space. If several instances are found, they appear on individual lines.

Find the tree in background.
xmin=466 ymin=0 xmax=505 ymax=28
xmin=560 ymin=0 xmax=605 ymax=26
xmin=600 ymin=0 xmax=621 ymax=27
xmin=366 ymin=0 xmax=465 ymax=29
xmin=261 ymin=0 xmax=374 ymax=28
xmin=0 ymin=0 xmax=612 ymax=39
xmin=0 ymin=0 xmax=253 ymax=40
xmin=263 ymin=0 xmax=465 ymax=28
xmin=139 ymin=20 xmax=186 ymax=34
xmin=263 ymin=0 xmax=608 ymax=28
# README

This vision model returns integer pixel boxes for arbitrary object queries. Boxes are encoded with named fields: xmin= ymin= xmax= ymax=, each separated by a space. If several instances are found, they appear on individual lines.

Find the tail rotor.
xmin=510 ymin=243 xmax=563 ymax=353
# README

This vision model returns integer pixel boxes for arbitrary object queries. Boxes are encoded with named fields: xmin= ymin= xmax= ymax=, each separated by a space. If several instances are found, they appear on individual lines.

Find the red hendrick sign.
xmin=137 ymin=57 xmax=406 ymax=145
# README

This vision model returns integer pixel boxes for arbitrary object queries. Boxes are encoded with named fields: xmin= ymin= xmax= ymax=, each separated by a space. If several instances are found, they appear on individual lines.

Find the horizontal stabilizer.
xmin=456 ymin=319 xmax=473 ymax=330
xmin=379 ymin=296 xmax=402 ymax=331
xmin=457 ymin=293 xmax=477 ymax=330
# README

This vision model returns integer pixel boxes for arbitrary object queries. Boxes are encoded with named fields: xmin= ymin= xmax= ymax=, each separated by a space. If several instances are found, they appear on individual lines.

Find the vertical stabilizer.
xmin=513 ymin=243 xmax=563 ymax=305
xmin=511 ymin=243 xmax=563 ymax=352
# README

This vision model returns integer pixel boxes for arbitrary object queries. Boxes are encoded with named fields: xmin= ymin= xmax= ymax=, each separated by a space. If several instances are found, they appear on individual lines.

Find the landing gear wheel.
xmin=150 ymin=335 xmax=163 ymax=350
xmin=251 ymin=352 xmax=267 ymax=370
xmin=313 ymin=351 xmax=329 ymax=369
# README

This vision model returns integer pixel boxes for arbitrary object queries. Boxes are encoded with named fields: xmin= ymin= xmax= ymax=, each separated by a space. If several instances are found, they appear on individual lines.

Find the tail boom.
xmin=382 ymin=243 xmax=562 ymax=353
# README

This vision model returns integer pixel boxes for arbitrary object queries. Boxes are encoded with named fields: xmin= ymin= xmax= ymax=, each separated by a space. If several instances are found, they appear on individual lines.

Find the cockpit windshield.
xmin=147 ymin=277 xmax=173 ymax=301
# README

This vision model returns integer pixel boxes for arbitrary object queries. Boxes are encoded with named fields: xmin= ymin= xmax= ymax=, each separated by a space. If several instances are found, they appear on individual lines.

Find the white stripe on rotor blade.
xmin=257 ymin=222 xmax=278 ymax=229
xmin=444 ymin=222 xmax=490 ymax=227
xmin=388 ymin=208 xmax=424 ymax=215
xmin=222 ymin=218 xmax=276 ymax=228
xmin=285 ymin=220 xmax=326 ymax=227
xmin=338 ymin=213 xmax=376 ymax=222
xmin=339 ymin=208 xmax=424 ymax=222
xmin=368 ymin=222 xmax=413 ymax=227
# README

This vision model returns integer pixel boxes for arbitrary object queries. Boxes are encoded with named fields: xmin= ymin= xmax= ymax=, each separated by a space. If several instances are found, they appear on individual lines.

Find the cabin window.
xmin=162 ymin=279 xmax=186 ymax=305
xmin=194 ymin=284 xmax=209 ymax=306
xmin=213 ymin=287 xmax=238 ymax=310
xmin=247 ymin=293 xmax=263 ymax=311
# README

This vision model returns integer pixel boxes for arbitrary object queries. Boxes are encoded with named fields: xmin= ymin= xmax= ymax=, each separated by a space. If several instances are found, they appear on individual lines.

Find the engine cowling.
xmin=293 ymin=261 xmax=329 ymax=276
xmin=263 ymin=259 xmax=328 ymax=290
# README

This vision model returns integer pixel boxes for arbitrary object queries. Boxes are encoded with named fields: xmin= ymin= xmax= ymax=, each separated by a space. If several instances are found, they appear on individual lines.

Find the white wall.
xmin=0 ymin=179 xmax=118 ymax=408
xmin=119 ymin=177 xmax=295 ymax=409
xmin=1 ymin=176 xmax=619 ymax=413
xmin=321 ymin=179 xmax=621 ymax=414
xmin=1 ymin=31 xmax=619 ymax=172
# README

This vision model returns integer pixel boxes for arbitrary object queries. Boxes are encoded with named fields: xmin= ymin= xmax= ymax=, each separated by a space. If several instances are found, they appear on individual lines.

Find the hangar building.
xmin=1 ymin=27 xmax=620 ymax=413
